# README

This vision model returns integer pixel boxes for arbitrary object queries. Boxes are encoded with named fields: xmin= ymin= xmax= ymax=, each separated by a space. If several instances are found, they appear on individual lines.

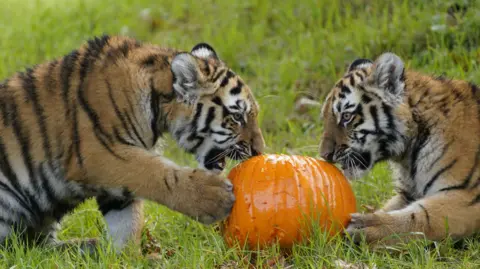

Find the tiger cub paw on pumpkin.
xmin=169 ymin=168 xmax=235 ymax=225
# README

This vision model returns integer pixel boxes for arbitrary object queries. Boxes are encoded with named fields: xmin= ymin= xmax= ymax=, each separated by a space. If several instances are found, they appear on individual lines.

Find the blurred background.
xmin=2 ymin=0 xmax=480 ymax=163
xmin=1 ymin=0 xmax=480 ymax=267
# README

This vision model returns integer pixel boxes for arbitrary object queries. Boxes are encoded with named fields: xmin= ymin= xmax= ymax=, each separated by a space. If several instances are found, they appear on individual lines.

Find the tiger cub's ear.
xmin=369 ymin=52 xmax=405 ymax=98
xmin=171 ymin=53 xmax=200 ymax=104
xmin=171 ymin=43 xmax=219 ymax=104
xmin=190 ymin=43 xmax=219 ymax=60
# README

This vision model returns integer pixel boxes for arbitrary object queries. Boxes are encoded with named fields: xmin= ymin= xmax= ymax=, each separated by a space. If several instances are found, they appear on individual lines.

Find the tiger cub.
xmin=0 ymin=35 xmax=265 ymax=252
xmin=319 ymin=52 xmax=480 ymax=245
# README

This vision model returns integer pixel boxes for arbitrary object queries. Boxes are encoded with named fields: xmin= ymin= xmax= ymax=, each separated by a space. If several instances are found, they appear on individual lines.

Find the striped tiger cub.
xmin=319 ymin=52 xmax=480 ymax=245
xmin=0 ymin=35 xmax=265 ymax=252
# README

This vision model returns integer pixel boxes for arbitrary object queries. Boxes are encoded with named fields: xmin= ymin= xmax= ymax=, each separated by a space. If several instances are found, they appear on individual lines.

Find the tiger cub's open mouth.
xmin=203 ymin=144 xmax=254 ymax=173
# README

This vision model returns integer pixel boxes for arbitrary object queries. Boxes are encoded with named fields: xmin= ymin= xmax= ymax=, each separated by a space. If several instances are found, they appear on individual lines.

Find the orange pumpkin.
xmin=222 ymin=154 xmax=357 ymax=249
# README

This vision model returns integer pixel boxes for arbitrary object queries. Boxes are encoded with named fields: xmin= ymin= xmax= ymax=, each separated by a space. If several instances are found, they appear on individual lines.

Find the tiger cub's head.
xmin=319 ymin=53 xmax=408 ymax=179
xmin=170 ymin=43 xmax=265 ymax=173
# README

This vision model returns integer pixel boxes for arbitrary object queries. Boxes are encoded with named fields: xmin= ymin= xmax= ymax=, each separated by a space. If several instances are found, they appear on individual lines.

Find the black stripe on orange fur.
xmin=9 ymin=80 xmax=43 ymax=220
xmin=418 ymin=204 xmax=431 ymax=227
xmin=187 ymin=103 xmax=203 ymax=141
xmin=60 ymin=49 xmax=81 ymax=166
xmin=45 ymin=60 xmax=58 ymax=93
xmin=77 ymin=36 xmax=130 ymax=160
xmin=439 ymin=146 xmax=480 ymax=192
xmin=410 ymin=115 xmax=431 ymax=180
xmin=423 ymin=159 xmax=458 ymax=195
xmin=22 ymin=68 xmax=54 ymax=165
xmin=106 ymin=80 xmax=137 ymax=146
xmin=469 ymin=194 xmax=480 ymax=206
xmin=200 ymin=107 xmax=216 ymax=133
xmin=124 ymin=111 xmax=147 ymax=148
xmin=220 ymin=71 xmax=234 ymax=87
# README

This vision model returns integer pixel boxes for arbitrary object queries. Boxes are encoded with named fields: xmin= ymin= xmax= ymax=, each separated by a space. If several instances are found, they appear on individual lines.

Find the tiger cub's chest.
xmin=389 ymin=161 xmax=423 ymax=201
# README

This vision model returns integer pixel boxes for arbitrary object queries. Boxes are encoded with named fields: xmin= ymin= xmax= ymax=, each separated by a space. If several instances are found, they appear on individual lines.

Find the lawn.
xmin=1 ymin=0 xmax=480 ymax=268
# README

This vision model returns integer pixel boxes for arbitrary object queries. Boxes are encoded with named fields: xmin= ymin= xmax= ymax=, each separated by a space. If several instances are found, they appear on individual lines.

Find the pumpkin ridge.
xmin=272 ymin=153 xmax=279 ymax=245
xmin=303 ymin=156 xmax=317 ymax=226
xmin=249 ymin=156 xmax=264 ymax=248
xmin=305 ymin=156 xmax=327 ymax=232
xmin=290 ymin=155 xmax=304 ymax=241
xmin=234 ymin=156 xmax=262 ymax=248
xmin=336 ymin=164 xmax=348 ymax=230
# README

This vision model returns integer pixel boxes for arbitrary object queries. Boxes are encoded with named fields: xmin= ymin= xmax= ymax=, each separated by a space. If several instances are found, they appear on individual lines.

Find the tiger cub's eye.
xmin=342 ymin=112 xmax=352 ymax=122
xmin=233 ymin=113 xmax=243 ymax=122
xmin=341 ymin=112 xmax=355 ymax=127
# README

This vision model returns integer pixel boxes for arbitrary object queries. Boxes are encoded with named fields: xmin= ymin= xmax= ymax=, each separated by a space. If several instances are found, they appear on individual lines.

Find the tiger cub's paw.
xmin=345 ymin=212 xmax=397 ymax=244
xmin=173 ymin=168 xmax=235 ymax=225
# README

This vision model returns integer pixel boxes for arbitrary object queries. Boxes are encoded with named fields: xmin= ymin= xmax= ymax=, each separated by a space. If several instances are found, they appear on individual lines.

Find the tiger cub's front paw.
xmin=172 ymin=168 xmax=235 ymax=225
xmin=345 ymin=212 xmax=397 ymax=244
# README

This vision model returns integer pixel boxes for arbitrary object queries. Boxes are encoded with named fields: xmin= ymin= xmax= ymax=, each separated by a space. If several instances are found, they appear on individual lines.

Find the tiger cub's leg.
xmin=82 ymin=145 xmax=235 ymax=225
xmin=346 ymin=190 xmax=480 ymax=244
xmin=101 ymin=199 xmax=144 ymax=253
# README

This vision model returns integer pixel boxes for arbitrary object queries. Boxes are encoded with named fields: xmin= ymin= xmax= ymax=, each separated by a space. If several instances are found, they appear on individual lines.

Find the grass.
xmin=1 ymin=0 xmax=480 ymax=267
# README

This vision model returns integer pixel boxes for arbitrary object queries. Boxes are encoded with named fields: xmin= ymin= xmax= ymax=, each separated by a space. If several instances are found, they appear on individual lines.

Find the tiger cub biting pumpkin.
xmin=319 ymin=52 xmax=480 ymax=245
xmin=0 ymin=35 xmax=265 ymax=252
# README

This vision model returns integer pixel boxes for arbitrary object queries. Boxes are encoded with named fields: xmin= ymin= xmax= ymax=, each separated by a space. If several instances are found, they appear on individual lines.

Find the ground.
xmin=1 ymin=0 xmax=480 ymax=268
